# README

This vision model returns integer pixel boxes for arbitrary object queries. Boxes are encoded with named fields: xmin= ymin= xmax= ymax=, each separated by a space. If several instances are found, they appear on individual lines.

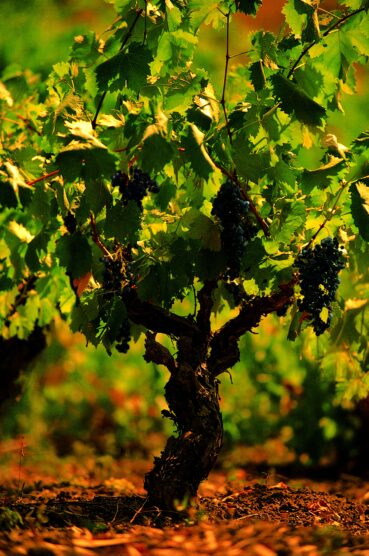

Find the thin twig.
xmin=229 ymin=49 xmax=252 ymax=59
xmin=129 ymin=497 xmax=149 ymax=524
xmin=110 ymin=498 xmax=121 ymax=524
xmin=220 ymin=11 xmax=233 ymax=146
xmin=26 ymin=170 xmax=60 ymax=186
xmin=91 ymin=92 xmax=107 ymax=130
xmin=89 ymin=211 xmax=111 ymax=257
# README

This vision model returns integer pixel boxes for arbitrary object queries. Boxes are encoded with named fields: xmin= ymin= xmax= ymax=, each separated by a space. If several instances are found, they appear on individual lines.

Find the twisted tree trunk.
xmin=130 ymin=281 xmax=295 ymax=511
xmin=144 ymin=360 xmax=223 ymax=511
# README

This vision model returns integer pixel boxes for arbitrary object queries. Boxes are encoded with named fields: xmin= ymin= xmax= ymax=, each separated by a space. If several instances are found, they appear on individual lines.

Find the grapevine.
xmin=0 ymin=0 xmax=368 ymax=511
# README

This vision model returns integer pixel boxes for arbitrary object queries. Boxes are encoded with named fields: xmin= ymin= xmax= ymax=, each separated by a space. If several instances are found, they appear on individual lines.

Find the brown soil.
xmin=1 ymin=458 xmax=369 ymax=555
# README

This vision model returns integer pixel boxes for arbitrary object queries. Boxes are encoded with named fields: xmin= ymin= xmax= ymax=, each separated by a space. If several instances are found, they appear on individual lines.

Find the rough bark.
xmin=144 ymin=361 xmax=223 ymax=511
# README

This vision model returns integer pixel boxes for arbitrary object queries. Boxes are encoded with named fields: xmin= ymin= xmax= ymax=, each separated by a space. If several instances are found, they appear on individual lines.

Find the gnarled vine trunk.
xmin=130 ymin=282 xmax=295 ymax=512
xmin=144 ymin=360 xmax=223 ymax=511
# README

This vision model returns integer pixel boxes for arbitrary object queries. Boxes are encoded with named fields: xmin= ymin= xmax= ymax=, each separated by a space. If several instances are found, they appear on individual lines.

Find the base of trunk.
xmin=144 ymin=364 xmax=223 ymax=512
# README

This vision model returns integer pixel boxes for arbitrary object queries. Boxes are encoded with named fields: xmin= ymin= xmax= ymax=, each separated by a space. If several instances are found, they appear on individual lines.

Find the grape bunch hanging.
xmin=211 ymin=178 xmax=257 ymax=279
xmin=295 ymin=237 xmax=346 ymax=336
xmin=100 ymin=255 xmax=136 ymax=353
xmin=111 ymin=167 xmax=160 ymax=210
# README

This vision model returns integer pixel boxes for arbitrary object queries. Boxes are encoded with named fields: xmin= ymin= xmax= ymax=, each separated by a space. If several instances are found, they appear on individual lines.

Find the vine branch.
xmin=126 ymin=291 xmax=200 ymax=339
xmin=208 ymin=280 xmax=296 ymax=376
xmin=89 ymin=212 xmax=111 ymax=257
xmin=143 ymin=332 xmax=177 ymax=374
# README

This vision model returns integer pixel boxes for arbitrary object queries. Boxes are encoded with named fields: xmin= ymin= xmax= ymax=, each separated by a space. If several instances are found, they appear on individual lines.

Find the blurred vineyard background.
xmin=1 ymin=0 xmax=369 ymax=477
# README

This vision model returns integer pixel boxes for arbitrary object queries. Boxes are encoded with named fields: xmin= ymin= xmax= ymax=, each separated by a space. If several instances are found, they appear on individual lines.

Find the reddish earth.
xmin=1 ymin=456 xmax=369 ymax=555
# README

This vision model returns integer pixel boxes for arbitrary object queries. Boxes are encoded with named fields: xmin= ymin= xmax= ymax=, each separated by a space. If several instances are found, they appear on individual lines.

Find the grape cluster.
xmin=101 ymin=256 xmax=124 ymax=294
xmin=211 ymin=178 xmax=257 ymax=278
xmin=295 ymin=237 xmax=346 ymax=336
xmin=115 ymin=319 xmax=131 ymax=353
xmin=100 ymin=254 xmax=136 ymax=353
xmin=111 ymin=167 xmax=160 ymax=210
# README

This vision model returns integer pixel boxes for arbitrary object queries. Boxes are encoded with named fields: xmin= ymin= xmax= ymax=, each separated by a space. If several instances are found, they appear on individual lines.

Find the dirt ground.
xmin=1 ymin=454 xmax=369 ymax=556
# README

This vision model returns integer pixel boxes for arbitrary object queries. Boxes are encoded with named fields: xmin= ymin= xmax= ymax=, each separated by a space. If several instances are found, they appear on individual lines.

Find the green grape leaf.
xmin=272 ymin=74 xmax=326 ymax=127
xmin=28 ymin=187 xmax=53 ymax=224
xmin=282 ymin=0 xmax=320 ymax=40
xmin=195 ymin=248 xmax=226 ymax=281
xmin=56 ymin=142 xmax=118 ymax=182
xmin=235 ymin=0 xmax=263 ymax=15
xmin=339 ymin=0 xmax=369 ymax=9
xmin=282 ymin=0 xmax=306 ymax=36
xmin=188 ymin=2 xmax=224 ymax=31
xmin=103 ymin=297 xmax=127 ymax=343
xmin=294 ymin=62 xmax=324 ymax=104
xmin=139 ymin=134 xmax=174 ymax=174
xmin=251 ymin=31 xmax=279 ymax=69
xmin=353 ymin=131 xmax=369 ymax=152
xmin=70 ymin=290 xmax=100 ymax=345
xmin=104 ymin=202 xmax=141 ymax=244
xmin=313 ymin=21 xmax=367 ymax=89
xmin=151 ymin=30 xmax=198 ymax=76
xmin=232 ymin=149 xmax=271 ymax=182
xmin=249 ymin=61 xmax=266 ymax=91
xmin=95 ymin=42 xmax=153 ymax=92
xmin=83 ymin=179 xmax=112 ymax=215
xmin=181 ymin=124 xmax=215 ymax=179
xmin=270 ymin=200 xmax=306 ymax=244
xmin=55 ymin=232 xmax=92 ymax=278
xmin=180 ymin=208 xmax=221 ymax=251
xmin=166 ymin=2 xmax=182 ymax=31
xmin=350 ymin=181 xmax=369 ymax=241
xmin=25 ymin=231 xmax=49 ymax=272
xmin=229 ymin=104 xmax=260 ymax=139
xmin=268 ymin=159 xmax=298 ymax=195
xmin=70 ymin=32 xmax=101 ymax=64
xmin=154 ymin=179 xmax=177 ymax=211
xmin=137 ymin=261 xmax=187 ymax=308
xmin=168 ymin=238 xmax=196 ymax=285
xmin=301 ymin=156 xmax=346 ymax=192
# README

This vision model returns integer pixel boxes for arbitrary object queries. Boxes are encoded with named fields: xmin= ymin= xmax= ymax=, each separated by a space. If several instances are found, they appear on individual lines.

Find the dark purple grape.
xmin=111 ymin=167 xmax=160 ymax=211
xmin=295 ymin=237 xmax=345 ymax=336
xmin=211 ymin=178 xmax=256 ymax=278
